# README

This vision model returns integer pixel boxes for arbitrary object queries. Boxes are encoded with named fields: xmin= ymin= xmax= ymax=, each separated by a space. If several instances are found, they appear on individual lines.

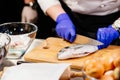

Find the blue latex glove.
xmin=56 ymin=13 xmax=76 ymax=42
xmin=97 ymin=25 xmax=119 ymax=49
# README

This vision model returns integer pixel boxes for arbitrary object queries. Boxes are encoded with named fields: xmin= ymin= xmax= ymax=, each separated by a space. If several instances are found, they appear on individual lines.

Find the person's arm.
xmin=37 ymin=0 xmax=76 ymax=42
xmin=21 ymin=0 xmax=38 ymax=23
xmin=46 ymin=4 xmax=66 ymax=21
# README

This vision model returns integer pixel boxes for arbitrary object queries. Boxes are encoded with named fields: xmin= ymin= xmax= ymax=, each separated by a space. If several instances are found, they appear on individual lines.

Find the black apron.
xmin=60 ymin=0 xmax=120 ymax=39
xmin=36 ymin=0 xmax=120 ymax=46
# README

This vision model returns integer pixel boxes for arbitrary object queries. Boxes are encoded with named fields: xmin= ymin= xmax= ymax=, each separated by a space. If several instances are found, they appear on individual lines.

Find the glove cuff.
xmin=112 ymin=18 xmax=120 ymax=38
xmin=56 ymin=13 xmax=71 ymax=23
xmin=112 ymin=18 xmax=120 ymax=31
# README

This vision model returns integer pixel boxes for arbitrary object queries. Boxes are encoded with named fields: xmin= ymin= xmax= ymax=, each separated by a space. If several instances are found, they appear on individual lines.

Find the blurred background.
xmin=0 ymin=0 xmax=56 ymax=39
xmin=0 ymin=0 xmax=24 ymax=23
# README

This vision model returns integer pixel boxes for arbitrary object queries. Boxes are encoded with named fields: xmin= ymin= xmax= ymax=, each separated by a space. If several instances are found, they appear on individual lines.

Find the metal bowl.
xmin=0 ymin=22 xmax=38 ymax=59
xmin=0 ymin=33 xmax=11 ymax=65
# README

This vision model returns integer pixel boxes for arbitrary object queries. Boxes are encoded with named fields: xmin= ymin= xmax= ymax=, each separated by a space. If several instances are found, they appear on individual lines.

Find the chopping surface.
xmin=24 ymin=37 xmax=120 ymax=70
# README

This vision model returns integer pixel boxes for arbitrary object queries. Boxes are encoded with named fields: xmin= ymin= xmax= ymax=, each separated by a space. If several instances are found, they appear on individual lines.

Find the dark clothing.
xmin=60 ymin=1 xmax=120 ymax=39
xmin=36 ymin=0 xmax=120 ymax=44
xmin=0 ymin=0 xmax=24 ymax=24
xmin=35 ymin=1 xmax=56 ymax=39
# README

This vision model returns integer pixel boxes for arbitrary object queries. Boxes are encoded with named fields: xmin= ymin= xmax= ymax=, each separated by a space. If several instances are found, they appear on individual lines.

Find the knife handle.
xmin=17 ymin=61 xmax=30 ymax=65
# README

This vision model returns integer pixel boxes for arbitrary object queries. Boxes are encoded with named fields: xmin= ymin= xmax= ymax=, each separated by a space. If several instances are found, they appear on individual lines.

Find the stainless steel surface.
xmin=74 ymin=34 xmax=103 ymax=46
xmin=0 ymin=33 xmax=11 ymax=66
xmin=0 ymin=22 xmax=38 ymax=59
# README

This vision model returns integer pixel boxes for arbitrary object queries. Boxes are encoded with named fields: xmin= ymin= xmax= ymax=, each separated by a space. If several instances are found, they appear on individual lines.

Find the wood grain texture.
xmin=24 ymin=37 xmax=120 ymax=71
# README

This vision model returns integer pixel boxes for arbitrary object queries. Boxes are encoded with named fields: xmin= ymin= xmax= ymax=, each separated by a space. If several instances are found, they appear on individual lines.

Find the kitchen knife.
xmin=57 ymin=34 xmax=103 ymax=60
xmin=73 ymin=34 xmax=103 ymax=46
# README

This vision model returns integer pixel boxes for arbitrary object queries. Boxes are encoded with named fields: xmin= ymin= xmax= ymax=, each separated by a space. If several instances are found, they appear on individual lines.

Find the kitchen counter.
xmin=1 ymin=39 xmax=82 ymax=80
xmin=9 ymin=39 xmax=44 ymax=64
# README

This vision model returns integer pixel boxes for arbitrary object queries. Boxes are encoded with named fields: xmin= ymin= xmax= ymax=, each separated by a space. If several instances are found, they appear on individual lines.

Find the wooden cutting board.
xmin=24 ymin=37 xmax=120 ymax=70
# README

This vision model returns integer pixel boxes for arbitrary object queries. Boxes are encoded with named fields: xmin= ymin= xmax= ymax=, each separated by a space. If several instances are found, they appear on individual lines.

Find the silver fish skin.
xmin=57 ymin=44 xmax=98 ymax=60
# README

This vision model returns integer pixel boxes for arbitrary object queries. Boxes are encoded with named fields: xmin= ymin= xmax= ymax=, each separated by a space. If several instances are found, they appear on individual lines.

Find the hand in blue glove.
xmin=97 ymin=25 xmax=119 ymax=49
xmin=56 ymin=13 xmax=76 ymax=42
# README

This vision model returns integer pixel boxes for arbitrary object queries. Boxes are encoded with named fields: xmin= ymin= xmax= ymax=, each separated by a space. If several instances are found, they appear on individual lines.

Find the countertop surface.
xmin=1 ymin=39 xmax=83 ymax=80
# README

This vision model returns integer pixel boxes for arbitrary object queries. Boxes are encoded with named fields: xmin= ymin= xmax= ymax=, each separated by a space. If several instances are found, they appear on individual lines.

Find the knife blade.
xmin=57 ymin=44 xmax=99 ymax=59
xmin=73 ymin=34 xmax=103 ymax=46
xmin=57 ymin=34 xmax=103 ymax=60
